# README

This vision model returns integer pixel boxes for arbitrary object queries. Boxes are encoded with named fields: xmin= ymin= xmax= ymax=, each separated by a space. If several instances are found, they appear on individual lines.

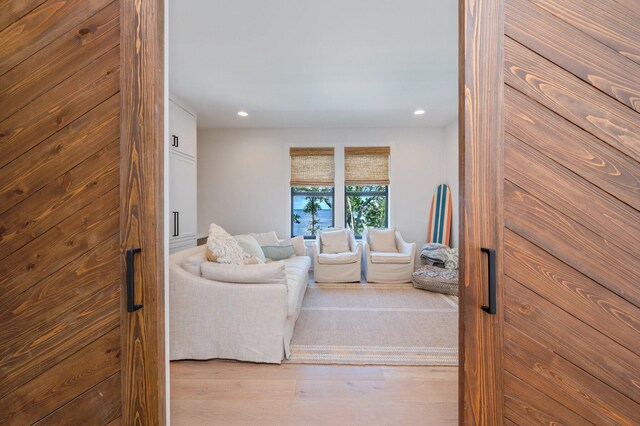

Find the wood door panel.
xmin=503 ymin=372 xmax=592 ymax=426
xmin=528 ymin=0 xmax=640 ymax=65
xmin=614 ymin=0 xmax=640 ymax=15
xmin=0 ymin=238 xmax=119 ymax=353
xmin=504 ymin=229 xmax=640 ymax=356
xmin=0 ymin=327 xmax=120 ymax=425
xmin=0 ymin=94 xmax=119 ymax=214
xmin=504 ymin=37 xmax=640 ymax=162
xmin=505 ymin=0 xmax=640 ymax=112
xmin=505 ymin=86 xmax=640 ymax=210
xmin=0 ymin=0 xmax=48 ymax=32
xmin=505 ymin=133 xmax=640 ymax=256
xmin=504 ymin=181 xmax=640 ymax=307
xmin=0 ymin=46 xmax=120 ymax=169
xmin=0 ymin=2 xmax=119 ymax=123
xmin=0 ymin=0 xmax=113 ymax=75
xmin=504 ymin=323 xmax=640 ymax=425
xmin=0 ymin=188 xmax=119 ymax=305
xmin=504 ymin=277 xmax=640 ymax=403
xmin=0 ymin=142 xmax=119 ymax=258
xmin=35 ymin=372 xmax=121 ymax=426
xmin=0 ymin=285 xmax=120 ymax=398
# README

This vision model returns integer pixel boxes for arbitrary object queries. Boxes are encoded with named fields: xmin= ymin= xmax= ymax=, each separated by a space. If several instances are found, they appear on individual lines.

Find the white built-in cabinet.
xmin=169 ymin=98 xmax=197 ymax=253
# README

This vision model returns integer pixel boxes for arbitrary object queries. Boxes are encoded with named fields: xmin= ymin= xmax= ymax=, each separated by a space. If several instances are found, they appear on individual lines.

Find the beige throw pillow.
xmin=207 ymin=223 xmax=255 ymax=265
xmin=321 ymin=229 xmax=350 ymax=254
xmin=249 ymin=231 xmax=279 ymax=246
xmin=367 ymin=227 xmax=397 ymax=253
xmin=278 ymin=236 xmax=307 ymax=256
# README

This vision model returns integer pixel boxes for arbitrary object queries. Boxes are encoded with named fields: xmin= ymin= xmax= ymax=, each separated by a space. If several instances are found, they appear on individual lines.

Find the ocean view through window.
xmin=345 ymin=185 xmax=388 ymax=236
xmin=291 ymin=187 xmax=334 ymax=238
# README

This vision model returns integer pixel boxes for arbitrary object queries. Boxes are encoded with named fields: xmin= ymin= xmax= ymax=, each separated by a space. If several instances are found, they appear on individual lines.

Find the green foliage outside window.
xmin=345 ymin=185 xmax=388 ymax=236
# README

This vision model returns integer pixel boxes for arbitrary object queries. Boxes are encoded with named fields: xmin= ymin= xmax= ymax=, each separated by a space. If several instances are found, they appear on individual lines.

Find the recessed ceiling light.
xmin=414 ymin=109 xmax=426 ymax=115
xmin=237 ymin=111 xmax=248 ymax=117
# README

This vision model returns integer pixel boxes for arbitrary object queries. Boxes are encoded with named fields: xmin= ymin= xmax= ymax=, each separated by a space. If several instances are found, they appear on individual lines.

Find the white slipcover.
xmin=363 ymin=229 xmax=416 ymax=283
xmin=312 ymin=228 xmax=362 ymax=282
xmin=169 ymin=245 xmax=310 ymax=364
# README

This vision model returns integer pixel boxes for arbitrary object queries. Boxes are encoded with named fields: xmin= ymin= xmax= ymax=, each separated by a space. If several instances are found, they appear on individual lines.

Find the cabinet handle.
xmin=176 ymin=211 xmax=179 ymax=236
xmin=481 ymin=247 xmax=497 ymax=315
xmin=172 ymin=211 xmax=178 ymax=236
xmin=171 ymin=135 xmax=178 ymax=147
xmin=176 ymin=136 xmax=179 ymax=147
xmin=126 ymin=247 xmax=143 ymax=313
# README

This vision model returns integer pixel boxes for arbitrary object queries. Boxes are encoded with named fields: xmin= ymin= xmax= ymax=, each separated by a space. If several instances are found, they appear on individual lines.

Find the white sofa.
xmin=169 ymin=245 xmax=311 ymax=364
xmin=363 ymin=229 xmax=416 ymax=283
xmin=312 ymin=228 xmax=362 ymax=283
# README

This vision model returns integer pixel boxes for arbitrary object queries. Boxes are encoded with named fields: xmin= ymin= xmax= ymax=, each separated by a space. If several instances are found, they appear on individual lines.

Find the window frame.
xmin=290 ymin=186 xmax=336 ymax=239
xmin=344 ymin=185 xmax=389 ymax=238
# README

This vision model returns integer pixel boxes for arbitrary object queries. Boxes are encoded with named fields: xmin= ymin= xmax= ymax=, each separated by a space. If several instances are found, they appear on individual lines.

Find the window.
xmin=290 ymin=147 xmax=335 ymax=238
xmin=345 ymin=185 xmax=388 ymax=236
xmin=291 ymin=187 xmax=335 ymax=238
xmin=344 ymin=146 xmax=390 ymax=236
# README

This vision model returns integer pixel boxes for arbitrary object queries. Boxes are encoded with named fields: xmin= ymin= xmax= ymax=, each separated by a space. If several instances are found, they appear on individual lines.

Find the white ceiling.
xmin=169 ymin=0 xmax=458 ymax=128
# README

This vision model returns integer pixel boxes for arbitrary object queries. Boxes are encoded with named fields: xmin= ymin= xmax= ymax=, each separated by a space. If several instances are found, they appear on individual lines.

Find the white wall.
xmin=444 ymin=121 xmax=459 ymax=248
xmin=198 ymin=127 xmax=453 ymax=252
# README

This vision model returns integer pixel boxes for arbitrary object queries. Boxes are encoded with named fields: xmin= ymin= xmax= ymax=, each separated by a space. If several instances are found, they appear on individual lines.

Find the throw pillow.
xmin=181 ymin=251 xmax=208 ymax=276
xmin=201 ymin=261 xmax=286 ymax=284
xmin=367 ymin=227 xmax=397 ymax=253
xmin=321 ymin=229 xmax=350 ymax=254
xmin=278 ymin=236 xmax=306 ymax=256
xmin=443 ymin=248 xmax=459 ymax=270
xmin=234 ymin=234 xmax=266 ymax=261
xmin=249 ymin=231 xmax=279 ymax=246
xmin=261 ymin=244 xmax=295 ymax=261
xmin=206 ymin=223 xmax=249 ymax=265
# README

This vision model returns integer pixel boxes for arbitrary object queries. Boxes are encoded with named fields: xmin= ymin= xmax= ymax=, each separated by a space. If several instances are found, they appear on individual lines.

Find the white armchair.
xmin=312 ymin=228 xmax=362 ymax=283
xmin=363 ymin=228 xmax=416 ymax=283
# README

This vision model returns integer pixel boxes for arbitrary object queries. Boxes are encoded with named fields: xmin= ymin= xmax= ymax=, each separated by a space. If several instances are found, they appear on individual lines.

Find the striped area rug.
xmin=286 ymin=281 xmax=458 ymax=366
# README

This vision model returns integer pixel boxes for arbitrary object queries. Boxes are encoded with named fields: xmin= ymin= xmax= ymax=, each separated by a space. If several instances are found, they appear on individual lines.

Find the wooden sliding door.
xmin=461 ymin=0 xmax=640 ymax=424
xmin=0 ymin=0 xmax=165 ymax=423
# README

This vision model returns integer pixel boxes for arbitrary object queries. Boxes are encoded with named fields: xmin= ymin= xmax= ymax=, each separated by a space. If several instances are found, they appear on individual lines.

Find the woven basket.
xmin=412 ymin=265 xmax=459 ymax=296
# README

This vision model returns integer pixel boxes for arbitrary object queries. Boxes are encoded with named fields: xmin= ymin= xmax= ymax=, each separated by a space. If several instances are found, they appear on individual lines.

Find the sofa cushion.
xmin=278 ymin=236 xmax=306 ymax=256
xmin=317 ymin=252 xmax=359 ymax=265
xmin=234 ymin=234 xmax=266 ymax=261
xmin=249 ymin=231 xmax=279 ymax=246
xmin=181 ymin=251 xmax=208 ymax=276
xmin=283 ymin=256 xmax=311 ymax=317
xmin=321 ymin=229 xmax=350 ymax=254
xmin=201 ymin=261 xmax=286 ymax=284
xmin=207 ymin=223 xmax=250 ymax=265
xmin=367 ymin=228 xmax=397 ymax=253
xmin=371 ymin=252 xmax=411 ymax=264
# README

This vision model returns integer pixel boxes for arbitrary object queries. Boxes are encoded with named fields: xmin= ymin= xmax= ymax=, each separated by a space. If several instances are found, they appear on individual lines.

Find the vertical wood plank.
xmin=120 ymin=0 xmax=165 ymax=423
xmin=460 ymin=0 xmax=504 ymax=423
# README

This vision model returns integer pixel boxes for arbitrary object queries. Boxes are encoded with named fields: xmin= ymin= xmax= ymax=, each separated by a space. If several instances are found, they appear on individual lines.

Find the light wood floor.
xmin=170 ymin=360 xmax=458 ymax=425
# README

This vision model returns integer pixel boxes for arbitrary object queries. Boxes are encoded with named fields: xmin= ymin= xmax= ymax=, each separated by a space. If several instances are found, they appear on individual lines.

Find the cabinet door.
xmin=170 ymin=154 xmax=197 ymax=240
xmin=169 ymin=100 xmax=197 ymax=158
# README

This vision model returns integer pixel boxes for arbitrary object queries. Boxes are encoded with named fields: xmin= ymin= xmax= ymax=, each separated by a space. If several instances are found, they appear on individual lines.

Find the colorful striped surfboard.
xmin=427 ymin=184 xmax=452 ymax=246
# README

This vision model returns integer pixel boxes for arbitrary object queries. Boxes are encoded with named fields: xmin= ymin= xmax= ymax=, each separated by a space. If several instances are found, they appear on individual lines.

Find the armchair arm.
xmin=396 ymin=232 xmax=416 ymax=257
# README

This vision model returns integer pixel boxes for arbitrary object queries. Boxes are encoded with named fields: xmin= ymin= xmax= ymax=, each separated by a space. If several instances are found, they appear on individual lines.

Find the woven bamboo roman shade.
xmin=344 ymin=146 xmax=390 ymax=185
xmin=290 ymin=147 xmax=335 ymax=186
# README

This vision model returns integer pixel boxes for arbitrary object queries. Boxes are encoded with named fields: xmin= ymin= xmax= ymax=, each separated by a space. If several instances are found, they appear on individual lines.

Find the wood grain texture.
xmin=506 ymin=0 xmax=640 ymax=112
xmin=120 ymin=0 xmax=166 ymax=423
xmin=0 ymin=141 xmax=119 ymax=259
xmin=0 ymin=45 xmax=120 ymax=169
xmin=35 ymin=372 xmax=121 ymax=426
xmin=0 ymin=0 xmax=123 ymax=422
xmin=0 ymin=1 xmax=119 ymax=123
xmin=0 ymin=328 xmax=120 ymax=425
xmin=503 ymin=371 xmax=592 ymax=425
xmin=504 ymin=36 xmax=640 ymax=162
xmin=504 ymin=322 xmax=640 ymax=425
xmin=529 ymin=0 xmax=640 ymax=65
xmin=0 ymin=94 xmax=119 ymax=214
xmin=504 ymin=181 xmax=640 ymax=307
xmin=171 ymin=361 xmax=458 ymax=426
xmin=0 ymin=0 xmax=112 ymax=75
xmin=460 ymin=0 xmax=504 ymax=423
xmin=505 ymin=277 xmax=640 ymax=403
xmin=504 ymin=229 xmax=640 ymax=356
xmin=505 ymin=133 xmax=640 ymax=258
xmin=505 ymin=85 xmax=640 ymax=211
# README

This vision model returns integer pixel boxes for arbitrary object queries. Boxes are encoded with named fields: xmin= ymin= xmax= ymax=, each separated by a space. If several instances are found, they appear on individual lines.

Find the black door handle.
xmin=481 ymin=247 xmax=496 ymax=315
xmin=126 ymin=247 xmax=143 ymax=313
